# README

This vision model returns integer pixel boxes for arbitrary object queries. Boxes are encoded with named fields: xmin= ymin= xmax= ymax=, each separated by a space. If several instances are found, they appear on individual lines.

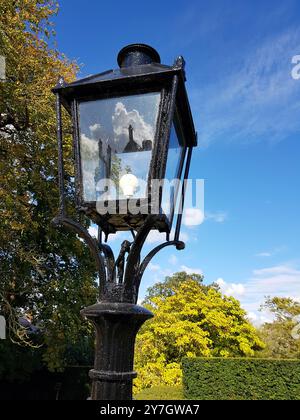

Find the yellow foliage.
xmin=0 ymin=0 xmax=77 ymax=242
xmin=0 ymin=2 xmax=98 ymax=367
xmin=134 ymin=275 xmax=265 ymax=393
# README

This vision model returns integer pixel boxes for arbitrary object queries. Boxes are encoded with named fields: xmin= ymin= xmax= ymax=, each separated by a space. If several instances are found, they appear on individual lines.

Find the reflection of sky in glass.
xmin=79 ymin=92 xmax=160 ymax=201
xmin=165 ymin=124 xmax=182 ymax=181
xmin=161 ymin=123 xmax=183 ymax=217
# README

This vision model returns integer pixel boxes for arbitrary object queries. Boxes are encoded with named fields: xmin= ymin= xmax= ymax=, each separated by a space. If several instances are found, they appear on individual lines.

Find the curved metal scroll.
xmin=52 ymin=216 xmax=107 ymax=297
xmin=123 ymin=216 xmax=186 ymax=303
xmin=123 ymin=216 xmax=156 ymax=301
xmin=53 ymin=214 xmax=186 ymax=304
xmin=98 ymin=243 xmax=116 ymax=283
xmin=135 ymin=240 xmax=185 ymax=299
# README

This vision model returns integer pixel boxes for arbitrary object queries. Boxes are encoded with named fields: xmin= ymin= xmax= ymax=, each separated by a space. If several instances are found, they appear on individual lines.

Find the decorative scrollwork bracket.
xmin=52 ymin=214 xmax=185 ymax=305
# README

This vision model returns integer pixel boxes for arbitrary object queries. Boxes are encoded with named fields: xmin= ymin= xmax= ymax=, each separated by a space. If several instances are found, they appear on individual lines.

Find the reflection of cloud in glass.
xmin=81 ymin=133 xmax=98 ymax=158
xmin=81 ymin=134 xmax=99 ymax=201
xmin=89 ymin=123 xmax=102 ymax=138
xmin=112 ymin=102 xmax=154 ymax=151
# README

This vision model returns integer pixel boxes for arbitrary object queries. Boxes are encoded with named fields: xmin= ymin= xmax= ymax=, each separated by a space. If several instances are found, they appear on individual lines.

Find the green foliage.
xmin=0 ymin=0 xmax=97 ymax=370
xmin=134 ymin=273 xmax=264 ymax=393
xmin=257 ymin=297 xmax=300 ymax=359
xmin=0 ymin=335 xmax=93 ymax=399
xmin=135 ymin=386 xmax=184 ymax=401
xmin=262 ymin=297 xmax=300 ymax=322
xmin=142 ymin=272 xmax=205 ymax=305
xmin=0 ymin=365 xmax=91 ymax=400
xmin=183 ymin=358 xmax=300 ymax=400
xmin=0 ymin=339 xmax=43 ymax=383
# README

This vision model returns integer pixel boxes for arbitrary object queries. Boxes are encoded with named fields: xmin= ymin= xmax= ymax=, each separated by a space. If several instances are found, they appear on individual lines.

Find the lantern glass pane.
xmin=78 ymin=92 xmax=160 ymax=202
xmin=161 ymin=122 xmax=184 ymax=217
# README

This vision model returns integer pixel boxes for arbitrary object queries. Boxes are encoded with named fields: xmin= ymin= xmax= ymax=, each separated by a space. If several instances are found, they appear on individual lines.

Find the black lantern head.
xmin=53 ymin=44 xmax=197 ymax=239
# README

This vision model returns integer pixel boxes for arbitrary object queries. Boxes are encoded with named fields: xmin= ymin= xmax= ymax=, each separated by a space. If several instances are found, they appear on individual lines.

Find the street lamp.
xmin=52 ymin=44 xmax=197 ymax=400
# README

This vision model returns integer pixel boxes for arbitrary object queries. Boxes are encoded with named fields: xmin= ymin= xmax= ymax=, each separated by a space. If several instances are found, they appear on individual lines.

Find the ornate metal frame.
xmin=52 ymin=44 xmax=197 ymax=401
xmin=53 ymin=48 xmax=196 ymax=236
xmin=52 ymin=213 xmax=185 ymax=304
xmin=53 ymin=47 xmax=196 ymax=305
xmin=54 ymin=86 xmax=187 ymax=301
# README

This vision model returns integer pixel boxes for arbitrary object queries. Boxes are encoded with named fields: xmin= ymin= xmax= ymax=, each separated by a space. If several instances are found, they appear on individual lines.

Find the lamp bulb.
xmin=119 ymin=174 xmax=139 ymax=197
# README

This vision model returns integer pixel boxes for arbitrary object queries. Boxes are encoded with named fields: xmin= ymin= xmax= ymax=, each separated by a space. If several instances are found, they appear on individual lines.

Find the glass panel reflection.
xmin=165 ymin=123 xmax=182 ymax=182
xmin=79 ymin=92 xmax=160 ymax=201
xmin=161 ymin=122 xmax=184 ymax=218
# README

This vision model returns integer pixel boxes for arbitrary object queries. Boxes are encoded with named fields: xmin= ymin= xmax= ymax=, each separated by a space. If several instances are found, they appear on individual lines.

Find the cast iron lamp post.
xmin=52 ymin=44 xmax=197 ymax=400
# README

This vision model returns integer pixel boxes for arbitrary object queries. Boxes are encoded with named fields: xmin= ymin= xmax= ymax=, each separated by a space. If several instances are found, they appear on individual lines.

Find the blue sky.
xmin=54 ymin=0 xmax=300 ymax=323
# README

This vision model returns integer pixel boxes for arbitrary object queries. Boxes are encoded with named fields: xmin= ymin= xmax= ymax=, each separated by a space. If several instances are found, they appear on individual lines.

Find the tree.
xmin=0 ymin=0 xmax=97 ymax=371
xmin=257 ymin=297 xmax=300 ymax=359
xmin=143 ymin=272 xmax=207 ymax=304
xmin=261 ymin=297 xmax=300 ymax=322
xmin=134 ymin=272 xmax=264 ymax=393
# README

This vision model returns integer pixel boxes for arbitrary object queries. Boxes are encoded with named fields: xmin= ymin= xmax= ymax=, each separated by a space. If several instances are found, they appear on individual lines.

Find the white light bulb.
xmin=119 ymin=174 xmax=139 ymax=197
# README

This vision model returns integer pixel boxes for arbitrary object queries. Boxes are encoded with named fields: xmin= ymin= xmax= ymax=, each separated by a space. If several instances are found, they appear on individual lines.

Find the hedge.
xmin=135 ymin=386 xmax=184 ymax=400
xmin=183 ymin=358 xmax=300 ymax=400
xmin=0 ymin=338 xmax=93 ymax=400
xmin=0 ymin=368 xmax=91 ymax=400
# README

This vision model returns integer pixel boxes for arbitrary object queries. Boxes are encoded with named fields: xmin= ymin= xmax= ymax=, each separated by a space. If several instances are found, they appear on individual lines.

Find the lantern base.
xmin=80 ymin=202 xmax=171 ymax=239
xmin=81 ymin=302 xmax=153 ymax=400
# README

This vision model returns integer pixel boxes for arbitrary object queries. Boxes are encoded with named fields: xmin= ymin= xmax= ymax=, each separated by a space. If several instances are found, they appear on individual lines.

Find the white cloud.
xmin=226 ymin=283 xmax=246 ymax=297
xmin=92 ymin=224 xmax=188 ymax=252
xmin=145 ymin=230 xmax=167 ymax=244
xmin=235 ymin=264 xmax=300 ymax=325
xmin=145 ymin=229 xmax=189 ymax=245
xmin=216 ymin=278 xmax=246 ymax=298
xmin=148 ymin=263 xmax=161 ymax=272
xmin=112 ymin=101 xmax=156 ymax=149
xmin=107 ymin=231 xmax=129 ymax=242
xmin=255 ymin=246 xmax=286 ymax=258
xmin=180 ymin=265 xmax=203 ymax=275
xmin=247 ymin=312 xmax=258 ymax=322
xmin=89 ymin=123 xmax=103 ymax=138
xmin=256 ymin=252 xmax=272 ymax=257
xmin=81 ymin=133 xmax=99 ymax=157
xmin=206 ymin=211 xmax=228 ymax=223
xmin=141 ymin=260 xmax=202 ymax=282
xmin=216 ymin=278 xmax=226 ymax=288
xmin=88 ymin=226 xmax=99 ymax=238
xmin=195 ymin=28 xmax=300 ymax=146
xmin=252 ymin=265 xmax=300 ymax=277
xmin=88 ymin=226 xmax=127 ymax=243
xmin=183 ymin=208 xmax=205 ymax=227
xmin=247 ymin=312 xmax=273 ymax=327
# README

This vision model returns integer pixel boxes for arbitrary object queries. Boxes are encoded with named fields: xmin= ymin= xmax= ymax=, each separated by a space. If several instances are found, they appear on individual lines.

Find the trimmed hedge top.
xmin=135 ymin=386 xmax=184 ymax=400
xmin=183 ymin=358 xmax=300 ymax=400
